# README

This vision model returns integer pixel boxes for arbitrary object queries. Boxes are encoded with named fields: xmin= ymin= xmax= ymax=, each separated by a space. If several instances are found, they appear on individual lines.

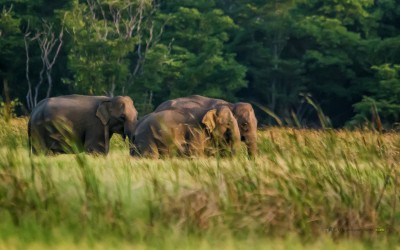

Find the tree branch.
xmin=25 ymin=20 xmax=64 ymax=106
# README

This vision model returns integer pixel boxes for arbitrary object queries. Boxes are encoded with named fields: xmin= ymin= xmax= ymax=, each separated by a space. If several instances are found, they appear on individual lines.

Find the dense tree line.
xmin=1 ymin=0 xmax=400 ymax=128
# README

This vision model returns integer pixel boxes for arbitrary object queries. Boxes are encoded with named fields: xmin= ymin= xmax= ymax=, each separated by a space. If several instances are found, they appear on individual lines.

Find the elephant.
xmin=155 ymin=95 xmax=258 ymax=157
xmin=28 ymin=95 xmax=138 ymax=155
xmin=132 ymin=105 xmax=241 ymax=159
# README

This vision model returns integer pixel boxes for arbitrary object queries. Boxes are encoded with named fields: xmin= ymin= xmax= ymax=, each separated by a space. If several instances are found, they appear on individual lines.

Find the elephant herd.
xmin=28 ymin=94 xmax=258 ymax=158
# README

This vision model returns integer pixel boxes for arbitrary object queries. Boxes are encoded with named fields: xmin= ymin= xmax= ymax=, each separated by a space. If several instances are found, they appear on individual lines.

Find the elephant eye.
xmin=119 ymin=114 xmax=126 ymax=121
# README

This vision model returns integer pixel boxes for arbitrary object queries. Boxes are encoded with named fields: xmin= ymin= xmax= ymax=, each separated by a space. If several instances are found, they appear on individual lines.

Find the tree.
xmin=1 ymin=0 xmax=72 ymax=111
xmin=63 ymin=0 xmax=158 ymax=98
xmin=351 ymin=0 xmax=400 ymax=127
xmin=0 ymin=4 xmax=23 ymax=101
xmin=353 ymin=64 xmax=400 ymax=127
xmin=226 ymin=0 xmax=302 ymax=121
xmin=24 ymin=20 xmax=64 ymax=110
xmin=151 ymin=0 xmax=246 ymax=103
xmin=290 ymin=0 xmax=377 ymax=126
xmin=0 ymin=4 xmax=23 ymax=119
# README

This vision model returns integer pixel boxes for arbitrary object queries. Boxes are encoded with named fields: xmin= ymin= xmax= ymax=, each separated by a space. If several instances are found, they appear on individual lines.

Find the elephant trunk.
xmin=124 ymin=122 xmax=136 ymax=143
xmin=128 ymin=133 xmax=137 ymax=156
xmin=124 ymin=121 xmax=137 ymax=155
xmin=244 ymin=134 xmax=257 ymax=158
xmin=230 ymin=119 xmax=242 ymax=155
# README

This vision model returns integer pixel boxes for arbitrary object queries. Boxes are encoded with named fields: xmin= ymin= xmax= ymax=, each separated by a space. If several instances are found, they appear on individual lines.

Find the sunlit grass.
xmin=1 ymin=234 xmax=394 ymax=250
xmin=0 ymin=118 xmax=399 ymax=249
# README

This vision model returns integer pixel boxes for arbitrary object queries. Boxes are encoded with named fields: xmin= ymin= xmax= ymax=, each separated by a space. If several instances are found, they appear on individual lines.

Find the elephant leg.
xmin=47 ymin=129 xmax=71 ymax=154
xmin=31 ymin=125 xmax=48 ymax=155
xmin=31 ymin=122 xmax=63 ymax=155
xmin=151 ymin=128 xmax=182 ymax=158
xmin=167 ymin=131 xmax=186 ymax=157
xmin=186 ymin=129 xmax=206 ymax=157
xmin=47 ymin=137 xmax=65 ymax=154
xmin=220 ymin=137 xmax=235 ymax=157
xmin=41 ymin=120 xmax=79 ymax=154
xmin=168 ymin=143 xmax=186 ymax=157
xmin=244 ymin=136 xmax=257 ymax=158
xmin=139 ymin=141 xmax=159 ymax=159
xmin=158 ymin=144 xmax=170 ymax=158
xmin=130 ymin=144 xmax=139 ymax=157
xmin=84 ymin=129 xmax=107 ymax=155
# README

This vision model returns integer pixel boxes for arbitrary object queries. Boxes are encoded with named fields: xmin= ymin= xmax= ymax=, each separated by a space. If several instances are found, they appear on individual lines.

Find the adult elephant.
xmin=132 ymin=106 xmax=241 ymax=159
xmin=28 ymin=95 xmax=138 ymax=155
xmin=155 ymin=95 xmax=258 ymax=157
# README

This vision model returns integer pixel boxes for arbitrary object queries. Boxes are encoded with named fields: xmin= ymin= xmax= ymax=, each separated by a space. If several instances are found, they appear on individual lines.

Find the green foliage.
xmin=3 ymin=0 xmax=400 ymax=126
xmin=353 ymin=64 xmax=400 ymax=126
xmin=62 ymin=1 xmax=142 ymax=95
xmin=0 ymin=4 xmax=23 ymax=79
xmin=228 ymin=0 xmax=301 ymax=117
xmin=155 ymin=2 xmax=247 ymax=101
xmin=0 ymin=98 xmax=21 ymax=119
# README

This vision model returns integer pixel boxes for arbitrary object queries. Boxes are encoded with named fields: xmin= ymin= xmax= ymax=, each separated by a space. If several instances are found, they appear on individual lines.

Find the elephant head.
xmin=202 ymin=106 xmax=241 ymax=155
xmin=232 ymin=103 xmax=257 ymax=157
xmin=96 ymin=96 xmax=138 ymax=142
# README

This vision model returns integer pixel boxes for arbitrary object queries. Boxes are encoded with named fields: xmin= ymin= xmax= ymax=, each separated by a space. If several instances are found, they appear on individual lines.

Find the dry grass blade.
xmin=0 ymin=118 xmax=399 ymax=248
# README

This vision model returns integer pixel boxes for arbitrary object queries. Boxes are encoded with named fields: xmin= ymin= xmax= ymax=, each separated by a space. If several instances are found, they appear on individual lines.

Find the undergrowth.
xmin=0 ymin=118 xmax=399 ymax=249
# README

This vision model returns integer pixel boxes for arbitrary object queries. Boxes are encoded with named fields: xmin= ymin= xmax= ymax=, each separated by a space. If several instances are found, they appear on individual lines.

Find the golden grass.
xmin=0 ymin=119 xmax=399 ymax=248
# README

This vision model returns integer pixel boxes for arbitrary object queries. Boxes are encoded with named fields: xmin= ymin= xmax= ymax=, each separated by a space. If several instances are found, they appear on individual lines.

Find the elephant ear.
xmin=202 ymin=109 xmax=217 ymax=133
xmin=96 ymin=101 xmax=111 ymax=125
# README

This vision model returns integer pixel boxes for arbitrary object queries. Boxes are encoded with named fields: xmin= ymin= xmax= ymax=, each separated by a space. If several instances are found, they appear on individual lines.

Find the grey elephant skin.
xmin=155 ymin=95 xmax=258 ymax=157
xmin=132 ymin=106 xmax=241 ymax=158
xmin=28 ymin=95 xmax=138 ymax=155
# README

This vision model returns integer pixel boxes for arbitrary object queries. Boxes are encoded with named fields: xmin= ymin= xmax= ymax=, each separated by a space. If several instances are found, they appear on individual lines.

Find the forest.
xmin=1 ymin=0 xmax=400 ymax=128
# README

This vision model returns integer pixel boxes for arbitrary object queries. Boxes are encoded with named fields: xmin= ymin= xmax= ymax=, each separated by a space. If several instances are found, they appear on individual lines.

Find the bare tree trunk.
xmin=268 ymin=0 xmax=291 ymax=119
xmin=271 ymin=41 xmax=278 ymax=113
xmin=46 ymin=71 xmax=52 ymax=98
xmin=24 ymin=34 xmax=33 ymax=111
xmin=109 ymin=76 xmax=116 ymax=97
xmin=82 ymin=0 xmax=163 ymax=95
xmin=25 ymin=21 xmax=63 ymax=108
xmin=3 ymin=79 xmax=11 ymax=122
xmin=142 ymin=90 xmax=153 ymax=113
xmin=148 ymin=90 xmax=153 ymax=111
xmin=125 ymin=2 xmax=165 ymax=92
xmin=33 ymin=62 xmax=46 ymax=107
xmin=43 ymin=25 xmax=63 ymax=99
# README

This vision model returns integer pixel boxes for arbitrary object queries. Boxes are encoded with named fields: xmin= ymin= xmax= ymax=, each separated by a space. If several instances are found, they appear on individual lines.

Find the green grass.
xmin=0 ymin=118 xmax=399 ymax=249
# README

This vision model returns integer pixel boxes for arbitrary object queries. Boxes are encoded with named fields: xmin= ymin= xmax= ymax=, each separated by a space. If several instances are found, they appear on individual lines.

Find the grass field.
xmin=0 ymin=118 xmax=399 ymax=249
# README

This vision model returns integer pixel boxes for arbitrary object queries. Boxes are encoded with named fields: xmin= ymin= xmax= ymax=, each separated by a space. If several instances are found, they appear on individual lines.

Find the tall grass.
xmin=0 ymin=118 xmax=399 ymax=248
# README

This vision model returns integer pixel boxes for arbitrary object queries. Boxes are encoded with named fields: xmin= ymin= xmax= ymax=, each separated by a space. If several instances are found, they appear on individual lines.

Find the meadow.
xmin=0 ymin=118 xmax=399 ymax=249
